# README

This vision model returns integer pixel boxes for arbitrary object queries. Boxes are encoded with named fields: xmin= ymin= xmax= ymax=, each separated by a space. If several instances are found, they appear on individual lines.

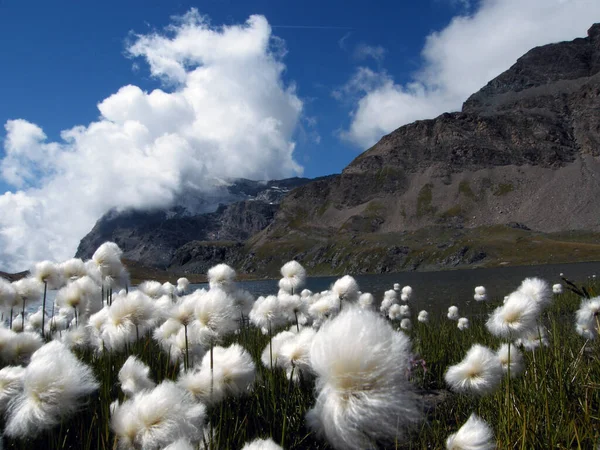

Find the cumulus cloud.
xmin=0 ymin=9 xmax=303 ymax=271
xmin=340 ymin=0 xmax=600 ymax=148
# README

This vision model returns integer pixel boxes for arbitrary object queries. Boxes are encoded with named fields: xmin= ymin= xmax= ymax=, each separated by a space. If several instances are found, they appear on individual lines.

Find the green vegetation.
xmin=5 ymin=280 xmax=599 ymax=449
xmin=493 ymin=183 xmax=514 ymax=196
xmin=458 ymin=180 xmax=476 ymax=199
xmin=416 ymin=183 xmax=436 ymax=218
xmin=439 ymin=205 xmax=464 ymax=220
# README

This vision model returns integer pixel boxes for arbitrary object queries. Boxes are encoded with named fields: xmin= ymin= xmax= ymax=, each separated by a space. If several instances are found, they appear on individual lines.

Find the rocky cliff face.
xmin=75 ymin=177 xmax=323 ymax=268
xmin=77 ymin=24 xmax=600 ymax=277
xmin=246 ymin=24 xmax=600 ymax=274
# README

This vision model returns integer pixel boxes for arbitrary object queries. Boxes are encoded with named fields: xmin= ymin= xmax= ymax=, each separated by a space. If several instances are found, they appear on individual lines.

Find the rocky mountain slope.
xmin=77 ymin=24 xmax=600 ymax=277
xmin=242 ymin=23 xmax=600 ymax=274
xmin=75 ymin=177 xmax=324 ymax=269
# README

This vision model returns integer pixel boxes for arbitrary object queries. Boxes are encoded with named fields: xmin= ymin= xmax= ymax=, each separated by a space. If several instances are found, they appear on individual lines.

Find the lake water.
xmin=28 ymin=260 xmax=600 ymax=316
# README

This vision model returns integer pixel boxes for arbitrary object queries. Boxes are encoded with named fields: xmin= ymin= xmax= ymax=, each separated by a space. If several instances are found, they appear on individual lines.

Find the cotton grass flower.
xmin=4 ymin=341 xmax=98 ymax=438
xmin=177 ymin=277 xmax=190 ymax=295
xmin=575 ymin=297 xmax=600 ymax=340
xmin=1 ymin=331 xmax=43 ymax=365
xmin=138 ymin=280 xmax=165 ymax=299
xmin=380 ymin=289 xmax=398 ymax=314
xmin=401 ymin=285 xmax=413 ymax=302
xmin=418 ymin=310 xmax=429 ymax=323
xmin=446 ymin=413 xmax=495 ymax=450
xmin=207 ymin=263 xmax=237 ymax=291
xmin=277 ymin=327 xmax=316 ymax=381
xmin=518 ymin=277 xmax=552 ymax=308
xmin=497 ymin=343 xmax=524 ymax=378
xmin=92 ymin=241 xmax=124 ymax=280
xmin=358 ymin=292 xmax=374 ymax=309
xmin=307 ymin=307 xmax=419 ymax=449
xmin=250 ymin=295 xmax=283 ymax=334
xmin=278 ymin=260 xmax=307 ymax=294
xmin=400 ymin=318 xmax=412 ymax=331
xmin=163 ymin=439 xmax=195 ymax=450
xmin=552 ymin=283 xmax=563 ymax=294
xmin=486 ymin=291 xmax=541 ymax=339
xmin=474 ymin=286 xmax=487 ymax=302
xmin=0 ymin=366 xmax=25 ymax=414
xmin=448 ymin=306 xmax=459 ymax=321
xmin=515 ymin=325 xmax=550 ymax=350
xmin=445 ymin=344 xmax=503 ymax=395
xmin=331 ymin=275 xmax=360 ymax=305
xmin=119 ymin=356 xmax=156 ymax=397
xmin=111 ymin=380 xmax=205 ymax=450
xmin=60 ymin=258 xmax=88 ymax=281
xmin=458 ymin=317 xmax=470 ymax=331
xmin=241 ymin=438 xmax=283 ymax=450
xmin=388 ymin=303 xmax=402 ymax=320
xmin=261 ymin=330 xmax=295 ymax=368
xmin=178 ymin=343 xmax=255 ymax=405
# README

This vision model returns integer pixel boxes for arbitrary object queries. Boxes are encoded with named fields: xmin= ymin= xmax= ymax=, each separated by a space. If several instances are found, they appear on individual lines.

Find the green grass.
xmin=2 ymin=280 xmax=599 ymax=449
xmin=493 ymin=183 xmax=514 ymax=196
xmin=416 ymin=183 xmax=436 ymax=218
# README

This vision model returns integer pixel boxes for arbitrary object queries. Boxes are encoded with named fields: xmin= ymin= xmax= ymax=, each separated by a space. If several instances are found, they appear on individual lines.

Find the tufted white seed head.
xmin=400 ymin=318 xmax=412 ymax=331
xmin=111 ymin=380 xmax=205 ymax=450
xmin=380 ymin=296 xmax=397 ymax=314
xmin=445 ymin=344 xmax=503 ymax=396
xmin=13 ymin=277 xmax=43 ymax=303
xmin=358 ymin=293 xmax=374 ymax=309
xmin=518 ymin=277 xmax=552 ymax=308
xmin=176 ymin=277 xmax=190 ymax=295
xmin=194 ymin=289 xmax=238 ymax=341
xmin=308 ymin=294 xmax=340 ymax=324
xmin=33 ymin=261 xmax=64 ymax=290
xmin=162 ymin=282 xmax=175 ymax=296
xmin=27 ymin=308 xmax=47 ymax=331
xmin=261 ymin=330 xmax=295 ymax=368
xmin=60 ymin=258 xmax=88 ymax=281
xmin=388 ymin=304 xmax=402 ymax=320
xmin=250 ymin=296 xmax=283 ymax=333
xmin=4 ymin=341 xmax=98 ymax=438
xmin=401 ymin=285 xmax=413 ymax=299
xmin=163 ymin=439 xmax=195 ymax=450
xmin=279 ymin=260 xmax=307 ymax=295
xmin=418 ymin=310 xmax=429 ymax=323
xmin=552 ymin=283 xmax=563 ymax=294
xmin=306 ymin=307 xmax=419 ymax=449
xmin=474 ymin=286 xmax=487 ymax=302
xmin=278 ymin=293 xmax=308 ymax=325
xmin=207 ymin=264 xmax=237 ymax=291
xmin=178 ymin=343 xmax=255 ymax=406
xmin=447 ymin=306 xmax=459 ymax=321
xmin=0 ymin=278 xmax=18 ymax=309
xmin=241 ymin=438 xmax=284 ymax=450
xmin=393 ymin=283 xmax=400 ymax=291
xmin=446 ymin=413 xmax=495 ymax=450
xmin=1 ymin=331 xmax=44 ymax=365
xmin=575 ymin=297 xmax=600 ymax=339
xmin=0 ymin=366 xmax=25 ymax=415
xmin=60 ymin=326 xmax=89 ymax=351
xmin=300 ymin=289 xmax=312 ymax=298
xmin=277 ymin=327 xmax=317 ymax=381
xmin=118 ymin=356 xmax=156 ymax=397
xmin=331 ymin=275 xmax=360 ymax=303
xmin=92 ymin=242 xmax=124 ymax=280
xmin=231 ymin=288 xmax=255 ymax=317
xmin=457 ymin=317 xmax=470 ymax=331
xmin=138 ymin=280 xmax=165 ymax=299
xmin=496 ymin=343 xmax=524 ymax=378
xmin=515 ymin=325 xmax=550 ymax=350
xmin=486 ymin=291 xmax=541 ymax=339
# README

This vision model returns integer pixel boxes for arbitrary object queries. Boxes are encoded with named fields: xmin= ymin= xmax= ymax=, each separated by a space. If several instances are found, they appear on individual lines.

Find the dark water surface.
xmin=31 ymin=261 xmax=600 ymax=316
xmin=192 ymin=261 xmax=600 ymax=314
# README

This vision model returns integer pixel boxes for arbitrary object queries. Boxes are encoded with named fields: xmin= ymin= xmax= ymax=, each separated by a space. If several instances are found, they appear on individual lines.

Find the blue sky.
xmin=0 ymin=0 xmax=598 ymax=270
xmin=0 ymin=0 xmax=462 ymax=184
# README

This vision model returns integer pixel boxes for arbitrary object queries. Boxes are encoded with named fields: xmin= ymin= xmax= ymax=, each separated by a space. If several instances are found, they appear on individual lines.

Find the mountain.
xmin=245 ymin=24 xmax=600 ymax=274
xmin=77 ymin=24 xmax=600 ymax=277
xmin=75 ymin=177 xmax=328 ymax=269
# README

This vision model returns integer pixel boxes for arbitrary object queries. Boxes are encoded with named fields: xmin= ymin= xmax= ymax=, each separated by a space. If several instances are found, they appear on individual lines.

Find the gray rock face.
xmin=248 ymin=24 xmax=600 ymax=273
xmin=75 ymin=177 xmax=322 ymax=268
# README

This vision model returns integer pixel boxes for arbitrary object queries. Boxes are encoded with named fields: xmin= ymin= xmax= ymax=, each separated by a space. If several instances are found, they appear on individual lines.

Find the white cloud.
xmin=353 ymin=43 xmax=386 ymax=63
xmin=340 ymin=0 xmax=600 ymax=148
xmin=0 ymin=10 xmax=303 ymax=272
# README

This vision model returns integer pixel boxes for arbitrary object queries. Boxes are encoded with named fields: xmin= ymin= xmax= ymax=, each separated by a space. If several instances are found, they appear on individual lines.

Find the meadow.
xmin=0 ymin=242 xmax=598 ymax=449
